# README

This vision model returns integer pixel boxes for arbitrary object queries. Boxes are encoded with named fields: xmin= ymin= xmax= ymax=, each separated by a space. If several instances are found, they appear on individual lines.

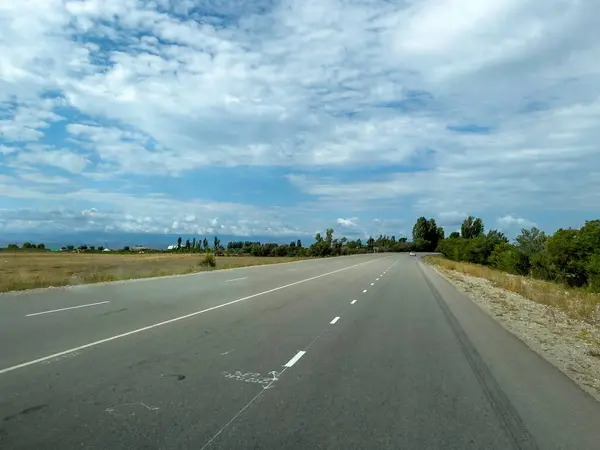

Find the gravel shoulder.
xmin=429 ymin=264 xmax=600 ymax=402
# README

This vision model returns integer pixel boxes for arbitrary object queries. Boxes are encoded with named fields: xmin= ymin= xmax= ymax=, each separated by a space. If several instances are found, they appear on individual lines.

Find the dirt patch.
xmin=428 ymin=263 xmax=600 ymax=402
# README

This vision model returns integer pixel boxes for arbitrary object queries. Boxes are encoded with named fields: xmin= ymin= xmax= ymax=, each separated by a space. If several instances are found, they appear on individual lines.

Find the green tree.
xmin=449 ymin=231 xmax=460 ymax=239
xmin=311 ymin=231 xmax=331 ymax=256
xmin=296 ymin=239 xmax=302 ymax=248
xmin=185 ymin=239 xmax=191 ymax=251
xmin=515 ymin=227 xmax=547 ymax=256
xmin=412 ymin=217 xmax=444 ymax=251
xmin=7 ymin=243 xmax=19 ymax=249
xmin=325 ymin=228 xmax=334 ymax=248
xmin=192 ymin=237 xmax=196 ymax=251
xmin=488 ymin=243 xmax=528 ymax=274
xmin=22 ymin=242 xmax=33 ymax=249
xmin=213 ymin=236 xmax=221 ymax=252
xmin=587 ymin=252 xmax=600 ymax=292
xmin=487 ymin=229 xmax=509 ymax=245
xmin=37 ymin=243 xmax=45 ymax=249
xmin=461 ymin=216 xmax=484 ymax=239
xmin=177 ymin=236 xmax=182 ymax=250
xmin=203 ymin=238 xmax=208 ymax=251
xmin=544 ymin=221 xmax=600 ymax=288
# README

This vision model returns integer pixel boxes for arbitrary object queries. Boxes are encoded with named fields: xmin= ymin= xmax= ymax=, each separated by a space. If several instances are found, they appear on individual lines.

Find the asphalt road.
xmin=1 ymin=253 xmax=599 ymax=449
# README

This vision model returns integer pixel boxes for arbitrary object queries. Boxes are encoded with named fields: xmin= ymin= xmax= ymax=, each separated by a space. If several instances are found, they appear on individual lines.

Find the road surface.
xmin=0 ymin=253 xmax=599 ymax=449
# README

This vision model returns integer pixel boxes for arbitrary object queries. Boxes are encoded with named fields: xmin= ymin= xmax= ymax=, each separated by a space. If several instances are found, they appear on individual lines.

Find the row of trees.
xmin=170 ymin=230 xmax=413 ymax=258
xmin=438 ymin=216 xmax=600 ymax=292
xmin=6 ymin=242 xmax=46 ymax=250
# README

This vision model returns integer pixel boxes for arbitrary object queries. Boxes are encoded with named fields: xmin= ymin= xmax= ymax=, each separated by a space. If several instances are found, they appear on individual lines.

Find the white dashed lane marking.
xmin=284 ymin=351 xmax=306 ymax=368
xmin=26 ymin=301 xmax=110 ymax=317
xmin=330 ymin=317 xmax=340 ymax=324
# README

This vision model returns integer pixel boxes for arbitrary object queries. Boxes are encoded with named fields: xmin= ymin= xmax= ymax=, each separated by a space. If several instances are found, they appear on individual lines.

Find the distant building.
xmin=167 ymin=245 xmax=178 ymax=250
xmin=132 ymin=246 xmax=152 ymax=252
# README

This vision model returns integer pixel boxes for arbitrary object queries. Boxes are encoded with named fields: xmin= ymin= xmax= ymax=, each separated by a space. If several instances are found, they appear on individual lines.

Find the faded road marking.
xmin=26 ymin=301 xmax=110 ymax=317
xmin=225 ymin=277 xmax=247 ymax=283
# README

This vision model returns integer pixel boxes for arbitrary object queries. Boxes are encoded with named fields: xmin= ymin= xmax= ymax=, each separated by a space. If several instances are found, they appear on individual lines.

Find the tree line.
xmin=437 ymin=216 xmax=600 ymax=293
xmin=5 ymin=214 xmax=597 ymax=293
xmin=171 ymin=229 xmax=411 ymax=257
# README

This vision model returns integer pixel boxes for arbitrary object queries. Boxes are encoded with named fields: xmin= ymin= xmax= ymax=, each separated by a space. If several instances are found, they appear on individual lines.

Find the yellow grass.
xmin=0 ymin=252 xmax=311 ymax=293
xmin=425 ymin=255 xmax=600 ymax=324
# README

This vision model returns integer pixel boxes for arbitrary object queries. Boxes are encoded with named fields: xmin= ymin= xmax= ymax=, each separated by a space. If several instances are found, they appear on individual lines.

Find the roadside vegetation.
xmin=1 ymin=227 xmax=416 ymax=293
xmin=427 ymin=216 xmax=600 ymax=323
xmin=3 ymin=216 xmax=598 ymax=297
xmin=0 ymin=253 xmax=312 ymax=293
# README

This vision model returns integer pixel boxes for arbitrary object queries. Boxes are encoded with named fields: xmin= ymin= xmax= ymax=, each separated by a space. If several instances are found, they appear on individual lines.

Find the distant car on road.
xmin=409 ymin=251 xmax=416 ymax=256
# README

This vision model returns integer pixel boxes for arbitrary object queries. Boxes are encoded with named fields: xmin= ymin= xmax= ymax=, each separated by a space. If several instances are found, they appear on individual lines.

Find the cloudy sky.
xmin=1 ymin=0 xmax=599 ymax=242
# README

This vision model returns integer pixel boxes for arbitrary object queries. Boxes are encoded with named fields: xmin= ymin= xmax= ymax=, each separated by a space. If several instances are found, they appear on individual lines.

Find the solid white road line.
xmin=225 ymin=277 xmax=247 ymax=283
xmin=351 ymin=300 xmax=357 ymax=305
xmin=330 ymin=316 xmax=340 ymax=324
xmin=363 ymin=289 xmax=367 ymax=293
xmin=1 ymin=258 xmax=379 ymax=375
xmin=26 ymin=301 xmax=110 ymax=317
xmin=284 ymin=351 xmax=306 ymax=368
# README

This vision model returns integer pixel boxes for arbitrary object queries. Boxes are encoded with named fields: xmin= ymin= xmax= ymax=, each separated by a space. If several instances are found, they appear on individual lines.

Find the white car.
xmin=409 ymin=251 xmax=416 ymax=256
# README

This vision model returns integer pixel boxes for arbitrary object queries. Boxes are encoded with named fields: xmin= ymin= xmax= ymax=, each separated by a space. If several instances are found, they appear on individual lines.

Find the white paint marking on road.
xmin=351 ymin=300 xmax=357 ymax=305
xmin=26 ymin=301 xmax=110 ymax=317
xmin=1 ymin=258 xmax=378 ymax=375
xmin=363 ymin=289 xmax=367 ymax=293
xmin=371 ymin=282 xmax=374 ymax=285
xmin=376 ymin=278 xmax=379 ymax=281
xmin=284 ymin=351 xmax=306 ymax=368
xmin=330 ymin=316 xmax=340 ymax=324
xmin=225 ymin=277 xmax=247 ymax=283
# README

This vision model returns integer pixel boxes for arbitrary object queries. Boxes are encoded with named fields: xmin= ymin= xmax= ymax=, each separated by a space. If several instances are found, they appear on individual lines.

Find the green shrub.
xmin=488 ymin=243 xmax=529 ymax=275
xmin=200 ymin=254 xmax=216 ymax=268
xmin=587 ymin=253 xmax=600 ymax=293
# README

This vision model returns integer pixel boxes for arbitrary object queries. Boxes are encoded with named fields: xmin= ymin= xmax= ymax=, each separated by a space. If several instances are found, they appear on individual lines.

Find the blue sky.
xmin=1 ymin=0 xmax=599 ymax=244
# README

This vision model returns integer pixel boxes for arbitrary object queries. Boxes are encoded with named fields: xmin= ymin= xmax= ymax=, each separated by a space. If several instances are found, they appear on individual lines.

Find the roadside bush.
xmin=200 ymin=254 xmax=216 ymax=268
xmin=488 ymin=243 xmax=528 ymax=275
xmin=586 ymin=253 xmax=600 ymax=292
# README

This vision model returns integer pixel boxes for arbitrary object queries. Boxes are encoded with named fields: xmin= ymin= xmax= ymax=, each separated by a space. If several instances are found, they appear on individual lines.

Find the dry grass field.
xmin=0 ymin=251 xmax=310 ymax=293
xmin=425 ymin=255 xmax=600 ymax=324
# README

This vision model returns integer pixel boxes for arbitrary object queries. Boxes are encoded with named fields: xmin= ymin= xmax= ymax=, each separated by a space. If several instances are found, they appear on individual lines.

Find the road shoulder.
xmin=423 ymin=260 xmax=600 ymax=403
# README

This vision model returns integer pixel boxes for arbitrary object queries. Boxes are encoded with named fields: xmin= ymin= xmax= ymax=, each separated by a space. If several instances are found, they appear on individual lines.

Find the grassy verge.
xmin=0 ymin=253 xmax=312 ymax=294
xmin=424 ymin=255 xmax=600 ymax=324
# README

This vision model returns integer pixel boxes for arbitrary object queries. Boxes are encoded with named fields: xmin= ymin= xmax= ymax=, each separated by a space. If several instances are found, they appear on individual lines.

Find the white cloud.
xmin=497 ymin=215 xmax=536 ymax=229
xmin=13 ymin=147 xmax=89 ymax=173
xmin=18 ymin=172 xmax=71 ymax=184
xmin=0 ymin=145 xmax=18 ymax=155
xmin=336 ymin=217 xmax=358 ymax=228
xmin=438 ymin=211 xmax=468 ymax=226
xmin=1 ymin=0 xmax=599 ymax=236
